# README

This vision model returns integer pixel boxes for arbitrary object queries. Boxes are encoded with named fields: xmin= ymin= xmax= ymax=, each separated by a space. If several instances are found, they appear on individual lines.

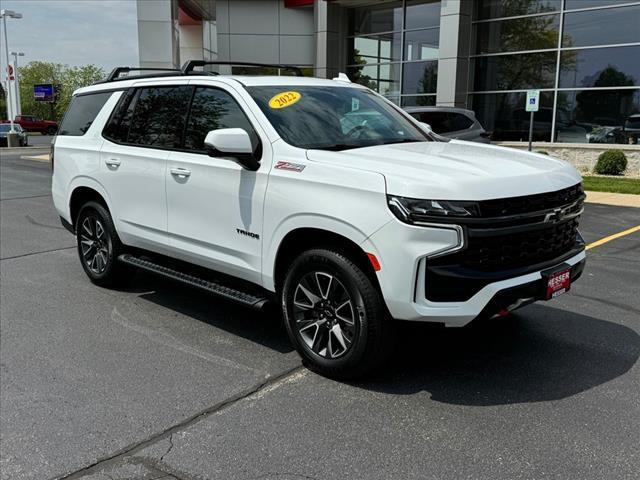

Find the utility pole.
xmin=1 ymin=9 xmax=22 ymax=146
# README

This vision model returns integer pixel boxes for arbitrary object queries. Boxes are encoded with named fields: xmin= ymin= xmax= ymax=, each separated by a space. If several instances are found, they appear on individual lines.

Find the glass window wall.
xmin=348 ymin=1 xmax=441 ymax=105
xmin=471 ymin=0 xmax=640 ymax=144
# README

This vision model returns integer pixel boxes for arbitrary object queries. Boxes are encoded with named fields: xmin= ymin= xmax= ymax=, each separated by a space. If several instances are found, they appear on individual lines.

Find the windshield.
xmin=247 ymin=85 xmax=429 ymax=150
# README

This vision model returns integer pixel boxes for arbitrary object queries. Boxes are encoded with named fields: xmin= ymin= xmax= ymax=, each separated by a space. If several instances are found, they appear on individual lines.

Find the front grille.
xmin=424 ymin=184 xmax=585 ymax=302
xmin=459 ymin=218 xmax=580 ymax=271
xmin=477 ymin=183 xmax=584 ymax=218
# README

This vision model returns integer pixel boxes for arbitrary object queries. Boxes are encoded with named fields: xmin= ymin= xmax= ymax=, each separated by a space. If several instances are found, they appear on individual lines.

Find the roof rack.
xmin=103 ymin=67 xmax=182 ymax=83
xmin=181 ymin=60 xmax=304 ymax=77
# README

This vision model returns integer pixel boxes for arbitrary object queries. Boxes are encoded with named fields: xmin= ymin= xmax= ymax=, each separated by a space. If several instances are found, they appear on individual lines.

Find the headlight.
xmin=388 ymin=195 xmax=480 ymax=224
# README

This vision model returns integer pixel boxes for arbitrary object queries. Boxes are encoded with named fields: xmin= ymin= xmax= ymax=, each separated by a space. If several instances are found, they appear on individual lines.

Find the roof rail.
xmin=181 ymin=60 xmax=304 ymax=77
xmin=103 ymin=67 xmax=182 ymax=83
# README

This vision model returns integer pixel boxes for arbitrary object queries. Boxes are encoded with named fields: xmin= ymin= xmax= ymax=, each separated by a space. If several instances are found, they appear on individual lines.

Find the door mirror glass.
xmin=420 ymin=122 xmax=433 ymax=133
xmin=204 ymin=128 xmax=260 ymax=171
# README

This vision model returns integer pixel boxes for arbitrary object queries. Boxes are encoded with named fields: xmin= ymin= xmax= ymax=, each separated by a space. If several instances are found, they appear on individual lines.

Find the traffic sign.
xmin=526 ymin=90 xmax=540 ymax=112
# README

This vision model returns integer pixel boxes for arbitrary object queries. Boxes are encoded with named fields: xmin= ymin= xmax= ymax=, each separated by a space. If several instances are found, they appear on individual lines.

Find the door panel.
xmin=99 ymin=141 xmax=169 ymax=250
xmin=98 ymin=83 xmax=192 ymax=253
xmin=165 ymin=85 xmax=270 ymax=284
xmin=166 ymin=151 xmax=269 ymax=283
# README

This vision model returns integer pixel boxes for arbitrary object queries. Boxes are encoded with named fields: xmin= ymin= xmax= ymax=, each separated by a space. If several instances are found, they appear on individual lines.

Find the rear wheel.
xmin=282 ymin=248 xmax=393 ymax=379
xmin=76 ymin=201 xmax=128 ymax=287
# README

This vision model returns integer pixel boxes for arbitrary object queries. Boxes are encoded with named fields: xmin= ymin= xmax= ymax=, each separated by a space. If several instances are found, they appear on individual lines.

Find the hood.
xmin=306 ymin=140 xmax=581 ymax=200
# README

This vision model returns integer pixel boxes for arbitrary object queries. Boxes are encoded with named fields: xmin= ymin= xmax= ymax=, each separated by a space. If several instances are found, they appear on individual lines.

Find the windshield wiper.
xmin=381 ymin=139 xmax=427 ymax=146
xmin=309 ymin=144 xmax=364 ymax=151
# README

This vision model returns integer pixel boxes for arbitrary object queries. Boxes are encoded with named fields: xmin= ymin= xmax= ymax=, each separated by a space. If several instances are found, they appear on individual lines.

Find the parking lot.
xmin=1 ymin=148 xmax=639 ymax=480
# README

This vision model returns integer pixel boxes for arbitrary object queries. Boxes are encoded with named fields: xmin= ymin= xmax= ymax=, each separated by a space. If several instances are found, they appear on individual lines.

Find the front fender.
xmin=262 ymin=213 xmax=381 ymax=291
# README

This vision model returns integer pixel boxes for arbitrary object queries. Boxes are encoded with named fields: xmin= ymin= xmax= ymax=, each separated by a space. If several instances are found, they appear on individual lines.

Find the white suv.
xmin=52 ymin=62 xmax=586 ymax=378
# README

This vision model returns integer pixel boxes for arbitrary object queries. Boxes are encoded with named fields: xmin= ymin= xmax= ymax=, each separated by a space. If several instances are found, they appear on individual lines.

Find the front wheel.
xmin=281 ymin=249 xmax=394 ymax=379
xmin=46 ymin=126 xmax=57 ymax=135
xmin=76 ymin=201 xmax=129 ymax=287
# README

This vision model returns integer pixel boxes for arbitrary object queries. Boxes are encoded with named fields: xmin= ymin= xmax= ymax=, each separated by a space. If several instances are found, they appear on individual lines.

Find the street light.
xmin=10 ymin=51 xmax=24 ymax=116
xmin=1 ymin=9 xmax=22 ymax=140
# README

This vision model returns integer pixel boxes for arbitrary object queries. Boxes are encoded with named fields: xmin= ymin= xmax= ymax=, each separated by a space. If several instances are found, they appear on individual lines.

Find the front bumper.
xmin=361 ymin=218 xmax=586 ymax=327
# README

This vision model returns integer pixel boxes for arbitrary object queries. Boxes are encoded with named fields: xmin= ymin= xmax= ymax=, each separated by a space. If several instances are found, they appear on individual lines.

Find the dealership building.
xmin=137 ymin=0 xmax=640 ymax=146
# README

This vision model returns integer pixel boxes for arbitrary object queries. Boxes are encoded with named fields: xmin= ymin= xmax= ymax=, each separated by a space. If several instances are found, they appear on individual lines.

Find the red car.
xmin=14 ymin=115 xmax=58 ymax=135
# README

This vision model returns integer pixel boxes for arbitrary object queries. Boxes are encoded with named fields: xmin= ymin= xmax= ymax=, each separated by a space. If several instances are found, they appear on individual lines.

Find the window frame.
xmin=101 ymin=83 xmax=262 ymax=157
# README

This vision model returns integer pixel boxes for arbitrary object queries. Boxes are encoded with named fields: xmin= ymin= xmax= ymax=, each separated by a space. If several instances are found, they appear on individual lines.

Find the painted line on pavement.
xmin=586 ymin=225 xmax=640 ymax=250
xmin=20 ymin=153 xmax=49 ymax=162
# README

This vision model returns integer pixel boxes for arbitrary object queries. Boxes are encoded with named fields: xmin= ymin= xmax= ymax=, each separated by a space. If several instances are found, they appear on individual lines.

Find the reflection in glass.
xmin=403 ymin=61 xmax=438 ymax=95
xmin=347 ymin=63 xmax=401 ymax=97
xmin=401 ymin=95 xmax=436 ymax=107
xmin=404 ymin=29 xmax=439 ymax=61
xmin=476 ymin=0 xmax=561 ymax=20
xmin=405 ymin=0 xmax=441 ymax=30
xmin=350 ymin=2 xmax=403 ymax=35
xmin=473 ymin=52 xmax=557 ymax=91
xmin=475 ymin=14 xmax=559 ymax=54
xmin=184 ymin=88 xmax=257 ymax=152
xmin=555 ymin=89 xmax=640 ymax=144
xmin=128 ymin=86 xmax=192 ymax=148
xmin=472 ymin=91 xmax=555 ymax=141
xmin=562 ymin=5 xmax=640 ymax=48
xmin=348 ymin=33 xmax=402 ymax=65
xmin=560 ymin=46 xmax=640 ymax=88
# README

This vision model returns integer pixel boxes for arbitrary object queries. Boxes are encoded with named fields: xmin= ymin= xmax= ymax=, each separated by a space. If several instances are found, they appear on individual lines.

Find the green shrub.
xmin=594 ymin=149 xmax=627 ymax=176
xmin=536 ymin=150 xmax=549 ymax=155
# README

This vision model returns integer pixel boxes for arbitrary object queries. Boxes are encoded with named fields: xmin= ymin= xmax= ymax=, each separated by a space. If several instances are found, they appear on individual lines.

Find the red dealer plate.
xmin=544 ymin=268 xmax=571 ymax=299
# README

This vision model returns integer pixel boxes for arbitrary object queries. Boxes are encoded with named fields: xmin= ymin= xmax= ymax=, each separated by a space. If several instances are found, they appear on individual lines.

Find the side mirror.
xmin=204 ymin=128 xmax=260 ymax=171
xmin=419 ymin=122 xmax=433 ymax=133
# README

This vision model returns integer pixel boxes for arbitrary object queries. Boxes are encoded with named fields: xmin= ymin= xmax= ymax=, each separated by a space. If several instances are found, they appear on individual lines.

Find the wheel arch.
xmin=271 ymin=227 xmax=382 ymax=296
xmin=69 ymin=185 xmax=110 ymax=230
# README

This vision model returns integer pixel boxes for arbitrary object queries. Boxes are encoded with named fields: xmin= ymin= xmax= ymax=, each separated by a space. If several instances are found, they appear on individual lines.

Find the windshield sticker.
xmin=269 ymin=91 xmax=301 ymax=109
xmin=351 ymin=98 xmax=360 ymax=112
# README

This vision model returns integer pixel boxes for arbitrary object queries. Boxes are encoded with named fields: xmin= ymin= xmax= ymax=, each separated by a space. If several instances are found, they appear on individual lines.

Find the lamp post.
xmin=10 ymin=51 xmax=24 ymax=116
xmin=1 ymin=8 xmax=22 ymax=146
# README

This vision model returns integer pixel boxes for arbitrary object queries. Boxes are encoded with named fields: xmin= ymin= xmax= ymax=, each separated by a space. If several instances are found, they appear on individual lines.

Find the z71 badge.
xmin=275 ymin=161 xmax=305 ymax=172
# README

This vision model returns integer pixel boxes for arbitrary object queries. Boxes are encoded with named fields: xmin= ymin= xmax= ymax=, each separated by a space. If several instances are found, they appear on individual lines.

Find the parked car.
xmin=624 ymin=114 xmax=640 ymax=144
xmin=403 ymin=106 xmax=491 ymax=143
xmin=52 ymin=63 xmax=586 ymax=379
xmin=0 ymin=123 xmax=29 ymax=147
xmin=585 ymin=114 xmax=640 ymax=144
xmin=13 ymin=115 xmax=58 ymax=135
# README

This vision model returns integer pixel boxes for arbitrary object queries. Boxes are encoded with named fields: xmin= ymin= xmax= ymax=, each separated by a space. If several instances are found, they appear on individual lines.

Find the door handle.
xmin=170 ymin=167 xmax=191 ymax=178
xmin=105 ymin=158 xmax=121 ymax=167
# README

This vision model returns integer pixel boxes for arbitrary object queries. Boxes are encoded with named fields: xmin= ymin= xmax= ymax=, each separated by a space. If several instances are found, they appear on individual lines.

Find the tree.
xmin=17 ymin=62 xmax=105 ymax=121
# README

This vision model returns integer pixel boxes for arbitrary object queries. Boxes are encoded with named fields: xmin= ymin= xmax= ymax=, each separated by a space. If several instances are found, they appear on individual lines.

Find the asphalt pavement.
xmin=1 ymin=149 xmax=639 ymax=480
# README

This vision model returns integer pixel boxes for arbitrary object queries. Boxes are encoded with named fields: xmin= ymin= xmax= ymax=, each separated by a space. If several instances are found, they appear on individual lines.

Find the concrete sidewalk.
xmin=585 ymin=191 xmax=640 ymax=208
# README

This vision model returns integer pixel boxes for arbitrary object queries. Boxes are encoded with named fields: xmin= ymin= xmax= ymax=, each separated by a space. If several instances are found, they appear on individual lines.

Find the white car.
xmin=52 ymin=62 xmax=586 ymax=378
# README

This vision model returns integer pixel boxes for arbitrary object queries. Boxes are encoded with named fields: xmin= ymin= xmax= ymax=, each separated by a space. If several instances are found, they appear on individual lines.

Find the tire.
xmin=46 ymin=126 xmax=57 ymax=136
xmin=281 ymin=248 xmax=394 ymax=379
xmin=76 ymin=201 xmax=129 ymax=287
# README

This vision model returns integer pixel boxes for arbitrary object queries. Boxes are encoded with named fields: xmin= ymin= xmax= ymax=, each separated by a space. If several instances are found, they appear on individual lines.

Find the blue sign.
xmin=34 ymin=84 xmax=55 ymax=102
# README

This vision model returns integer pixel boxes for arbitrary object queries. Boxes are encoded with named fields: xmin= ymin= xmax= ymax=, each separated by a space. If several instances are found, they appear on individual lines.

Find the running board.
xmin=118 ymin=254 xmax=270 ymax=310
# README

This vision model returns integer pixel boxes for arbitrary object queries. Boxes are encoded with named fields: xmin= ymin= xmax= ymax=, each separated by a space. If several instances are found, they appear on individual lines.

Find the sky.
xmin=1 ymin=0 xmax=139 ymax=74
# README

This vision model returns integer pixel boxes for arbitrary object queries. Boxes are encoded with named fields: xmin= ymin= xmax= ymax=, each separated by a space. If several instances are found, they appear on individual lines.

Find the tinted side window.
xmin=128 ymin=86 xmax=192 ymax=148
xmin=447 ymin=113 xmax=473 ymax=131
xmin=103 ymin=89 xmax=139 ymax=143
xmin=184 ymin=87 xmax=257 ymax=152
xmin=59 ymin=92 xmax=112 ymax=136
